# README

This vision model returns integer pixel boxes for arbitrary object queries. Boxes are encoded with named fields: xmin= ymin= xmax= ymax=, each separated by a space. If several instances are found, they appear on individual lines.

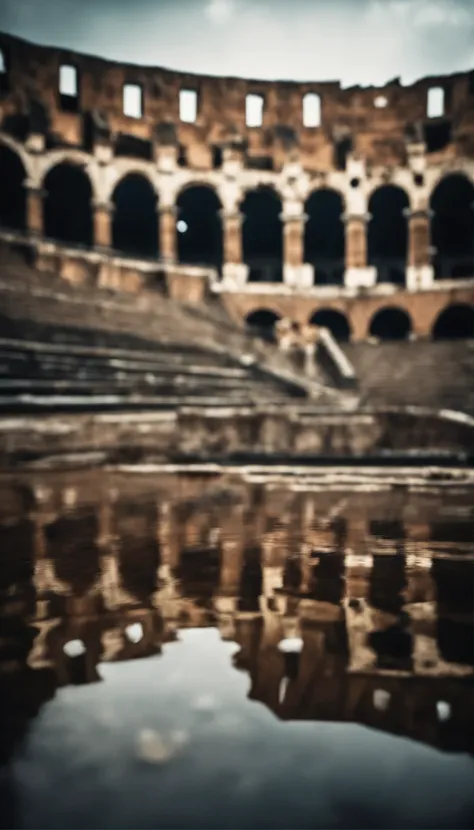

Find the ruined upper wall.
xmin=1 ymin=31 xmax=474 ymax=172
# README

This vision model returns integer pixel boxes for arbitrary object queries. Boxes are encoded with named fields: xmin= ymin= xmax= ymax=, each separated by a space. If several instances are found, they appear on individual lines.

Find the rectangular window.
xmin=123 ymin=83 xmax=143 ymax=119
xmin=303 ymin=93 xmax=321 ymax=127
xmin=59 ymin=65 xmax=78 ymax=97
xmin=179 ymin=89 xmax=198 ymax=123
xmin=59 ymin=64 xmax=79 ymax=112
xmin=427 ymin=86 xmax=444 ymax=119
xmin=246 ymin=94 xmax=264 ymax=128
xmin=0 ymin=47 xmax=9 ymax=93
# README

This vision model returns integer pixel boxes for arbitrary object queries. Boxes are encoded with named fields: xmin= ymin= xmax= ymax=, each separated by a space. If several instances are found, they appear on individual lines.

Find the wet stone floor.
xmin=0 ymin=466 xmax=473 ymax=829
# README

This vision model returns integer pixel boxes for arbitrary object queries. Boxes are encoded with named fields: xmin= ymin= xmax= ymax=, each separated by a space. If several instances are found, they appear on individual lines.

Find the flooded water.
xmin=0 ymin=466 xmax=473 ymax=829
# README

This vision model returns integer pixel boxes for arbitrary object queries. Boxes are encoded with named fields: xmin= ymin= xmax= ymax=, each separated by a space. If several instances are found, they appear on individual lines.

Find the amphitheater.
xmin=0 ymin=30 xmax=473 ymax=465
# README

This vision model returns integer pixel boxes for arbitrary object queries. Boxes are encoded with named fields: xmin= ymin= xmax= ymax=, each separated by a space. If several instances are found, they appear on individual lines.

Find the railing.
xmin=246 ymin=258 xmax=283 ymax=284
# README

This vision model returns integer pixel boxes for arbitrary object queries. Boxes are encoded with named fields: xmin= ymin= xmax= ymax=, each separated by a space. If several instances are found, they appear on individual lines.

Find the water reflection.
xmin=0 ymin=468 xmax=473 ymax=828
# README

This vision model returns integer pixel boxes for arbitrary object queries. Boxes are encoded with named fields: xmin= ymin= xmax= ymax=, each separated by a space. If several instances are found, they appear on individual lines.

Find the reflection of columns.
xmin=25 ymin=184 xmax=44 ymax=236
xmin=93 ymin=200 xmax=114 ymax=249
xmin=219 ymin=506 xmax=245 ymax=595
xmin=404 ymin=208 xmax=434 ymax=291
xmin=159 ymin=205 xmax=177 ymax=262
xmin=342 ymin=213 xmax=377 ymax=288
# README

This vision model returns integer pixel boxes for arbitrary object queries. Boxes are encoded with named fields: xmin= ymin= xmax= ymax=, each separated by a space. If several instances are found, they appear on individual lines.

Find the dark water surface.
xmin=0 ymin=466 xmax=473 ymax=829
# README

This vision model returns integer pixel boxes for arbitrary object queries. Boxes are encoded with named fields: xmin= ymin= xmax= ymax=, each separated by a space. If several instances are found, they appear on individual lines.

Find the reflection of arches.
xmin=0 ymin=144 xmax=26 ymax=230
xmin=430 ymin=174 xmax=474 ymax=279
xmin=241 ymin=187 xmax=283 ymax=282
xmin=304 ymin=188 xmax=345 ymax=285
xmin=432 ymin=304 xmax=474 ymax=340
xmin=176 ymin=185 xmax=222 ymax=269
xmin=112 ymin=173 xmax=159 ymax=258
xmin=44 ymin=163 xmax=93 ymax=246
xmin=309 ymin=308 xmax=351 ymax=341
xmin=368 ymin=185 xmax=409 ymax=284
xmin=369 ymin=307 xmax=412 ymax=340
xmin=245 ymin=308 xmax=282 ymax=342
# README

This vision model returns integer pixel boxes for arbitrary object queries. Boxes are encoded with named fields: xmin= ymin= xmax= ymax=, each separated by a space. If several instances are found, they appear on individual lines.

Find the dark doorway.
xmin=176 ymin=185 xmax=222 ymax=270
xmin=0 ymin=144 xmax=26 ymax=231
xmin=43 ymin=163 xmax=93 ymax=247
xmin=369 ymin=307 xmax=412 ymax=340
xmin=304 ymin=188 xmax=345 ymax=285
xmin=111 ymin=173 xmax=159 ymax=259
xmin=430 ymin=174 xmax=474 ymax=279
xmin=309 ymin=309 xmax=351 ymax=341
xmin=432 ymin=304 xmax=474 ymax=340
xmin=241 ymin=187 xmax=283 ymax=283
xmin=245 ymin=309 xmax=282 ymax=343
xmin=368 ymin=185 xmax=409 ymax=285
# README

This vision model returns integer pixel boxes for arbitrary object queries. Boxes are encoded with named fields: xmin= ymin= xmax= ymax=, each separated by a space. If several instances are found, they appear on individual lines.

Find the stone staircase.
xmin=0 ymin=254 xmax=346 ymax=414
xmin=342 ymin=341 xmax=474 ymax=416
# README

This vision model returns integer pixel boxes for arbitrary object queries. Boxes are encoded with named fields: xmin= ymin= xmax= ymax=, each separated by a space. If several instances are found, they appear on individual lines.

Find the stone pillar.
xmin=280 ymin=205 xmax=313 ymax=288
xmin=93 ymin=201 xmax=114 ymax=250
xmin=342 ymin=213 xmax=377 ymax=288
xmin=159 ymin=205 xmax=177 ymax=262
xmin=220 ymin=210 xmax=248 ymax=287
xmin=404 ymin=208 xmax=434 ymax=291
xmin=25 ymin=185 xmax=44 ymax=236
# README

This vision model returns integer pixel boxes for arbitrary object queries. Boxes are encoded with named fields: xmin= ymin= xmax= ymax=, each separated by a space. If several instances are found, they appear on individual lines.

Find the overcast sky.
xmin=0 ymin=0 xmax=473 ymax=86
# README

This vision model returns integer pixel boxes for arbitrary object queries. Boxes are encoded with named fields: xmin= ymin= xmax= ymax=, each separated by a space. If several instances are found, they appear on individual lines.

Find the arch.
xmin=429 ymin=173 xmax=474 ymax=279
xmin=0 ymin=133 xmax=32 ymax=179
xmin=111 ymin=172 xmax=159 ymax=258
xmin=432 ymin=304 xmax=474 ymax=340
xmin=43 ymin=162 xmax=93 ymax=247
xmin=304 ymin=188 xmax=345 ymax=285
xmin=241 ymin=186 xmax=283 ymax=283
xmin=369 ymin=306 xmax=412 ymax=340
xmin=0 ymin=143 xmax=26 ymax=230
xmin=245 ymin=308 xmax=282 ymax=343
xmin=176 ymin=184 xmax=222 ymax=269
xmin=368 ymin=185 xmax=410 ymax=285
xmin=309 ymin=308 xmax=351 ymax=341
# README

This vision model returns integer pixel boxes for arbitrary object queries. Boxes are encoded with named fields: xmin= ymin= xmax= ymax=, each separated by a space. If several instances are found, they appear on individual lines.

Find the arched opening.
xmin=176 ymin=185 xmax=222 ymax=270
xmin=245 ymin=309 xmax=282 ymax=343
xmin=369 ymin=307 xmax=412 ymax=340
xmin=368 ymin=185 xmax=409 ymax=284
xmin=304 ymin=188 xmax=345 ymax=285
xmin=43 ymin=162 xmax=93 ymax=247
xmin=430 ymin=174 xmax=474 ymax=279
xmin=432 ymin=304 xmax=474 ymax=340
xmin=241 ymin=187 xmax=283 ymax=283
xmin=112 ymin=173 xmax=159 ymax=259
xmin=0 ymin=144 xmax=26 ymax=231
xmin=309 ymin=308 xmax=351 ymax=341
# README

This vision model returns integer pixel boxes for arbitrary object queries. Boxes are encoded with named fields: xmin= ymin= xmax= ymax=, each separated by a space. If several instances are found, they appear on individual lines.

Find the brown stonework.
xmin=1 ymin=31 xmax=474 ymax=172
xmin=283 ymin=216 xmax=305 ymax=267
xmin=93 ymin=203 xmax=113 ymax=249
xmin=26 ymin=188 xmax=44 ymax=236
xmin=407 ymin=210 xmax=431 ymax=268
xmin=345 ymin=216 xmax=367 ymax=268
xmin=159 ymin=207 xmax=176 ymax=262
xmin=221 ymin=212 xmax=243 ymax=265
xmin=220 ymin=284 xmax=474 ymax=341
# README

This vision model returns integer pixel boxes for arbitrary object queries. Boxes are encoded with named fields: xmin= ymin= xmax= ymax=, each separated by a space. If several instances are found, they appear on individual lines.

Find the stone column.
xmin=159 ymin=205 xmax=177 ymax=263
xmin=404 ymin=208 xmax=434 ymax=290
xmin=280 ymin=205 xmax=313 ymax=288
xmin=93 ymin=200 xmax=114 ymax=250
xmin=220 ymin=210 xmax=248 ymax=287
xmin=342 ymin=213 xmax=377 ymax=288
xmin=25 ymin=184 xmax=45 ymax=236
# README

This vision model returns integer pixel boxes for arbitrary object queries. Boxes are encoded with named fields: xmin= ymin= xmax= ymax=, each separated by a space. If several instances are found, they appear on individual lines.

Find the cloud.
xmin=205 ymin=0 xmax=236 ymax=25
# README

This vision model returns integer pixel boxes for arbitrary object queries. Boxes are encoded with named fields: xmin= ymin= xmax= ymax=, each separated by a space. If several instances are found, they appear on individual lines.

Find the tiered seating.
xmin=342 ymin=341 xmax=474 ymax=415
